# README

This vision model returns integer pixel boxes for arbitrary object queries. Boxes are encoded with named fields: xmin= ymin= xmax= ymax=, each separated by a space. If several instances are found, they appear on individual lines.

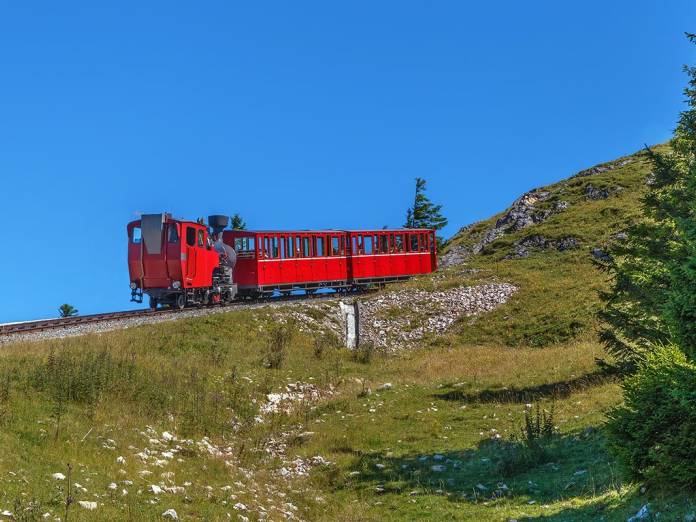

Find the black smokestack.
xmin=208 ymin=215 xmax=229 ymax=237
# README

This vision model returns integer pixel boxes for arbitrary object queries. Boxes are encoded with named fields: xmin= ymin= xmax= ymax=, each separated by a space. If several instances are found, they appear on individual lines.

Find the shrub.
xmin=606 ymin=344 xmax=696 ymax=488
xmin=495 ymin=402 xmax=558 ymax=476
xmin=313 ymin=332 xmax=339 ymax=360
xmin=352 ymin=340 xmax=374 ymax=364
xmin=262 ymin=324 xmax=293 ymax=369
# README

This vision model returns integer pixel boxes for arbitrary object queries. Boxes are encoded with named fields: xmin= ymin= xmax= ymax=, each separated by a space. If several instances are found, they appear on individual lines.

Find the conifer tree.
xmin=404 ymin=178 xmax=448 ymax=247
xmin=231 ymin=213 xmax=246 ymax=230
xmin=598 ymin=33 xmax=696 ymax=367
xmin=58 ymin=304 xmax=78 ymax=318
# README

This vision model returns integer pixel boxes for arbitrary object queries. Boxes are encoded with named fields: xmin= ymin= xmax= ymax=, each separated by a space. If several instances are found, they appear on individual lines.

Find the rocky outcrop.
xmin=585 ymin=184 xmax=623 ymax=200
xmin=573 ymin=158 xmax=632 ymax=178
xmin=505 ymin=235 xmax=579 ymax=259
xmin=441 ymin=189 xmax=561 ymax=266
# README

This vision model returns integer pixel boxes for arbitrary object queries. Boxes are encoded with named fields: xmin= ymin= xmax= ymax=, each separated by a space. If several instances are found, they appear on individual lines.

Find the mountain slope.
xmin=426 ymin=144 xmax=668 ymax=348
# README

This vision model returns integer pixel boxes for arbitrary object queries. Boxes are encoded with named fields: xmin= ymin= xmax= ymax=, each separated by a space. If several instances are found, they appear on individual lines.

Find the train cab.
xmin=127 ymin=213 xmax=223 ymax=308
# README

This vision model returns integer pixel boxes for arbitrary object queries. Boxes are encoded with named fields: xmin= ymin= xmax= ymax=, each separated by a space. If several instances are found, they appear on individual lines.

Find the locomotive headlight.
xmin=130 ymin=282 xmax=137 ymax=290
xmin=172 ymin=281 xmax=181 ymax=289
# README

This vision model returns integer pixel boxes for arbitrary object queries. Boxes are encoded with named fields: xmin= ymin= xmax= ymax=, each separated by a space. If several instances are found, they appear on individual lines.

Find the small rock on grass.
xmin=627 ymin=504 xmax=650 ymax=522
xmin=162 ymin=508 xmax=178 ymax=520
xmin=52 ymin=473 xmax=65 ymax=480
xmin=78 ymin=501 xmax=97 ymax=510
xmin=377 ymin=383 xmax=393 ymax=391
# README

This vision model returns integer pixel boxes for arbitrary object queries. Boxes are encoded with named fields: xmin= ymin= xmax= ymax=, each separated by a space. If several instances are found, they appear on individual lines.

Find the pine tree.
xmin=404 ymin=178 xmax=448 ymax=247
xmin=58 ymin=304 xmax=78 ymax=318
xmin=231 ymin=213 xmax=246 ymax=230
xmin=662 ymin=37 xmax=696 ymax=357
xmin=597 ymin=33 xmax=696 ymax=367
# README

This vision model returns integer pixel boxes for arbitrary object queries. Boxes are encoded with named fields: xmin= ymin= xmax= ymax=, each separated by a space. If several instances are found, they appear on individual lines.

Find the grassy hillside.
xmin=2 ymin=145 xmax=693 ymax=521
xmin=432 ymin=144 xmax=670 ymax=348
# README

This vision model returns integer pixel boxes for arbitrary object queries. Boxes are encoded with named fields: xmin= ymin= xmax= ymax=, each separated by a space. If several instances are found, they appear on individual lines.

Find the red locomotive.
xmin=127 ymin=213 xmax=437 ymax=309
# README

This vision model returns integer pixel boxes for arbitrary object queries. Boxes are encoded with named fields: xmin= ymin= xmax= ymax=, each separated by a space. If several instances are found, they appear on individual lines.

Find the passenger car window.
xmin=316 ymin=237 xmax=324 ymax=256
xmin=302 ymin=237 xmax=310 ymax=257
xmin=331 ymin=237 xmax=340 ymax=255
xmin=410 ymin=234 xmax=418 ymax=252
xmin=380 ymin=235 xmax=389 ymax=254
xmin=363 ymin=235 xmax=373 ymax=254
xmin=132 ymin=227 xmax=142 ymax=244
xmin=394 ymin=234 xmax=404 ymax=252
xmin=186 ymin=227 xmax=196 ymax=247
xmin=168 ymin=224 xmax=179 ymax=243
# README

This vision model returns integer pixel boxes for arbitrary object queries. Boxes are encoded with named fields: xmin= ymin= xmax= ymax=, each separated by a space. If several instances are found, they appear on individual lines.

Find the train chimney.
xmin=208 ymin=215 xmax=229 ymax=237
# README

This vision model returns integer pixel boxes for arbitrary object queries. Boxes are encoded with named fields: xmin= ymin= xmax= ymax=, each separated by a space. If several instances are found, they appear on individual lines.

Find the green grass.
xmin=2 ymin=144 xmax=694 ymax=520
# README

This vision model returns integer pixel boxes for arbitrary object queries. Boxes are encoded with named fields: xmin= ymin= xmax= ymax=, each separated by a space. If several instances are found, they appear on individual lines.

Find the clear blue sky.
xmin=0 ymin=1 xmax=693 ymax=322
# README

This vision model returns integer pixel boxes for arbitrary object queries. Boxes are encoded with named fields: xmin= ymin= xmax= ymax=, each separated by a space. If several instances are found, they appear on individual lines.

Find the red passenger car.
xmin=223 ymin=228 xmax=437 ymax=296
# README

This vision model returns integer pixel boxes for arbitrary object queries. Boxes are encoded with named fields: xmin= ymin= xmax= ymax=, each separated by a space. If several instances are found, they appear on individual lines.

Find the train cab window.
xmin=410 ymin=234 xmax=419 ymax=252
xmin=186 ymin=227 xmax=196 ymax=247
xmin=363 ymin=235 xmax=373 ymax=254
xmin=131 ymin=227 xmax=142 ymax=244
xmin=168 ymin=224 xmax=179 ymax=243
xmin=197 ymin=230 xmax=205 ymax=248
xmin=263 ymin=237 xmax=270 ymax=258
xmin=315 ymin=237 xmax=324 ymax=257
xmin=420 ymin=233 xmax=428 ymax=252
xmin=302 ymin=237 xmax=310 ymax=257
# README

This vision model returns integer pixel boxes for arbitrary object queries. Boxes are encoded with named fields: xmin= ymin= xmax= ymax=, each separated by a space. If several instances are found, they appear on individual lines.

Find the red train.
xmin=127 ymin=213 xmax=437 ymax=309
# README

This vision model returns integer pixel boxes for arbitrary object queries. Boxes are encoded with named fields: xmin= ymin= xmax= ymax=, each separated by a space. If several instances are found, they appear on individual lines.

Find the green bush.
xmin=606 ymin=345 xmax=696 ymax=488
xmin=495 ymin=402 xmax=558 ymax=476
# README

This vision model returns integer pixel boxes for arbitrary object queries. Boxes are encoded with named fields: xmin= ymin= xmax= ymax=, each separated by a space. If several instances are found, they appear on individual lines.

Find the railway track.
xmin=0 ymin=291 xmax=363 ymax=337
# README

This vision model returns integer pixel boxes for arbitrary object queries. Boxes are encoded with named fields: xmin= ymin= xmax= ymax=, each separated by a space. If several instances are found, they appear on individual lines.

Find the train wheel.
xmin=149 ymin=297 xmax=158 ymax=310
xmin=175 ymin=294 xmax=186 ymax=310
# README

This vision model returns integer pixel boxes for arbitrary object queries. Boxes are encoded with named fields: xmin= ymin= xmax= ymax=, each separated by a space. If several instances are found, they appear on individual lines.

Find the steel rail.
xmin=0 ymin=290 xmax=366 ymax=337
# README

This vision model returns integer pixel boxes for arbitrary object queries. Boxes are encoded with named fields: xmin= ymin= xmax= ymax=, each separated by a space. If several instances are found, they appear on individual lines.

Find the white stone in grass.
xmin=162 ymin=509 xmax=178 ymax=520
xmin=52 ymin=473 xmax=65 ymax=480
xmin=233 ymin=503 xmax=247 ymax=510
xmin=107 ymin=482 xmax=118 ymax=490
xmin=162 ymin=431 xmax=175 ymax=442
xmin=430 ymin=465 xmax=445 ymax=472
xmin=116 ymin=456 xmax=126 ymax=465
xmin=149 ymin=485 xmax=163 ymax=495
xmin=78 ymin=501 xmax=98 ymax=510
xmin=1 ymin=511 xmax=13 ymax=517
xmin=376 ymin=383 xmax=392 ymax=391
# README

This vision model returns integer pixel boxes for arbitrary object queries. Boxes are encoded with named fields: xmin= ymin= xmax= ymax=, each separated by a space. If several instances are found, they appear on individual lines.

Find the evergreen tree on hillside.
xmin=404 ymin=178 xmax=448 ymax=247
xmin=58 ymin=304 xmax=78 ymax=318
xmin=598 ymin=33 xmax=696 ymax=367
xmin=231 ymin=213 xmax=246 ymax=230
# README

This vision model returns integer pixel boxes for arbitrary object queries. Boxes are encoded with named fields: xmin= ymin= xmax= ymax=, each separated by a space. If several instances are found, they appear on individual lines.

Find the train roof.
xmin=226 ymin=228 xmax=434 ymax=234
